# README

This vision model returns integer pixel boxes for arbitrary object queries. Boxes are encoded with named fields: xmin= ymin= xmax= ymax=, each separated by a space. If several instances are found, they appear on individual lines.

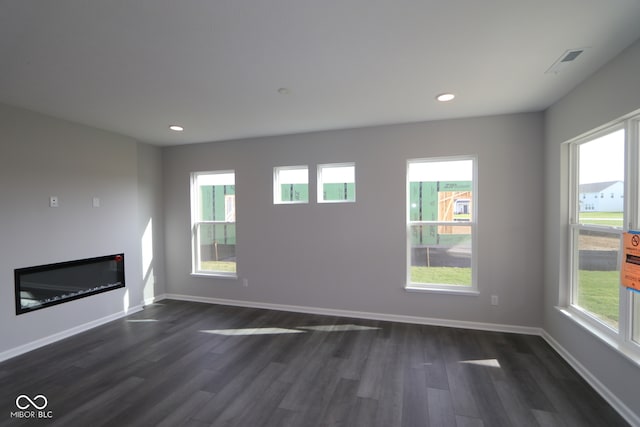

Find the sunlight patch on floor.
xmin=459 ymin=358 xmax=501 ymax=368
xmin=299 ymin=324 xmax=380 ymax=332
xmin=200 ymin=327 xmax=305 ymax=336
xmin=199 ymin=323 xmax=381 ymax=336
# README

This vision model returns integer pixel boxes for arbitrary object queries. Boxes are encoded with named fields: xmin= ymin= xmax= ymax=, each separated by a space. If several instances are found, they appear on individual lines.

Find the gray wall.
xmin=0 ymin=103 xmax=165 ymax=355
xmin=163 ymin=113 xmax=544 ymax=327
xmin=544 ymin=39 xmax=640 ymax=415
xmin=137 ymin=142 xmax=166 ymax=305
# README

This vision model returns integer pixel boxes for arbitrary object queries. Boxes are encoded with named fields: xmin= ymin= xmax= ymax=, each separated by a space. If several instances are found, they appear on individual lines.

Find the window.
xmin=570 ymin=128 xmax=624 ymax=330
xmin=318 ymin=163 xmax=355 ymax=203
xmin=274 ymin=166 xmax=309 ymax=204
xmin=567 ymin=115 xmax=640 ymax=357
xmin=407 ymin=157 xmax=476 ymax=292
xmin=191 ymin=171 xmax=236 ymax=276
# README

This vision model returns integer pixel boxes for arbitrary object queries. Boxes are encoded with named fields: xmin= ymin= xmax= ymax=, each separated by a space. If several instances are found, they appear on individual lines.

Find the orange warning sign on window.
xmin=621 ymin=231 xmax=640 ymax=291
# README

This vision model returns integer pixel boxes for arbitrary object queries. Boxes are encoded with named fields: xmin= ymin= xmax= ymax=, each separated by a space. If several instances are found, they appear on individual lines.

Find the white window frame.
xmin=405 ymin=156 xmax=478 ymax=295
xmin=317 ymin=162 xmax=356 ymax=203
xmin=190 ymin=170 xmax=237 ymax=278
xmin=274 ymin=165 xmax=309 ymax=204
xmin=565 ymin=114 xmax=640 ymax=361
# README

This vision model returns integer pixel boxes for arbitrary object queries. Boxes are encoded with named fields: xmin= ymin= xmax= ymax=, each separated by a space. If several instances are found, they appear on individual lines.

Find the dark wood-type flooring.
xmin=0 ymin=300 xmax=628 ymax=426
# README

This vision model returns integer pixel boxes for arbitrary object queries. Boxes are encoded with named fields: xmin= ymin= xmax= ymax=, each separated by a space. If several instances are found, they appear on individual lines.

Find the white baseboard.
xmin=144 ymin=293 xmax=168 ymax=306
xmin=163 ymin=293 xmax=542 ymax=336
xmin=541 ymin=330 xmax=640 ymax=427
xmin=0 ymin=304 xmax=144 ymax=363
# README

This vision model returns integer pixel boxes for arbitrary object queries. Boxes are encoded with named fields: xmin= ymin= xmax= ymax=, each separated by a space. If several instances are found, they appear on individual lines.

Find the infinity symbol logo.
xmin=15 ymin=394 xmax=48 ymax=410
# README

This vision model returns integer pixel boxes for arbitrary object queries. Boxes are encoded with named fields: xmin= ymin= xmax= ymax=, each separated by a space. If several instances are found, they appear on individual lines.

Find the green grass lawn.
xmin=411 ymin=266 xmax=471 ymax=286
xmin=411 ymin=266 xmax=620 ymax=328
xmin=453 ymin=213 xmax=471 ymax=221
xmin=201 ymin=261 xmax=236 ymax=273
xmin=577 ymin=269 xmax=619 ymax=328
xmin=579 ymin=211 xmax=623 ymax=227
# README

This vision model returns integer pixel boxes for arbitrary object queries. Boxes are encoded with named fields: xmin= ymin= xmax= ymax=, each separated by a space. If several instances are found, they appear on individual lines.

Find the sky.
xmin=408 ymin=159 xmax=473 ymax=182
xmin=579 ymin=129 xmax=625 ymax=184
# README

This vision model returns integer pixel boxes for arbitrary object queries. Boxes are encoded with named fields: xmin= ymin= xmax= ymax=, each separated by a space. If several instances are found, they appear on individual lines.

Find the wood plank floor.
xmin=0 ymin=300 xmax=629 ymax=426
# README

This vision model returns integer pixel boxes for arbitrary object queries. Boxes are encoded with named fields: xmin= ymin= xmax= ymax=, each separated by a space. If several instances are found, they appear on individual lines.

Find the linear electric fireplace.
xmin=15 ymin=254 xmax=125 ymax=315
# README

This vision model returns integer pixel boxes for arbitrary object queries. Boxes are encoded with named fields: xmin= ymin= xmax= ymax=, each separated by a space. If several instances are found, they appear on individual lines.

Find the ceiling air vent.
xmin=545 ymin=48 xmax=588 ymax=74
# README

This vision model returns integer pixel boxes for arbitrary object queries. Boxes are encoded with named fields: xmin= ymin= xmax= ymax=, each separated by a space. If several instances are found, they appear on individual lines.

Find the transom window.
xmin=274 ymin=166 xmax=309 ymax=204
xmin=191 ymin=171 xmax=236 ymax=276
xmin=317 ymin=163 xmax=355 ymax=203
xmin=407 ymin=157 xmax=477 ymax=292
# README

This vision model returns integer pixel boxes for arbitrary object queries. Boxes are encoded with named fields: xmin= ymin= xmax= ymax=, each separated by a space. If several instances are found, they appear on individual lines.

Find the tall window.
xmin=568 ymin=114 xmax=640 ymax=355
xmin=318 ymin=163 xmax=355 ymax=203
xmin=407 ymin=157 xmax=476 ymax=292
xmin=274 ymin=166 xmax=309 ymax=204
xmin=570 ymin=128 xmax=624 ymax=330
xmin=191 ymin=171 xmax=236 ymax=276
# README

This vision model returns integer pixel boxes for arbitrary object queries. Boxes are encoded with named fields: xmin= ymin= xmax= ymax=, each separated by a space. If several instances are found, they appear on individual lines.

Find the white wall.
xmin=544 ymin=39 xmax=640 ymax=418
xmin=137 ymin=142 xmax=166 ymax=305
xmin=163 ymin=112 xmax=544 ymax=328
xmin=0 ymin=103 xmax=165 ymax=356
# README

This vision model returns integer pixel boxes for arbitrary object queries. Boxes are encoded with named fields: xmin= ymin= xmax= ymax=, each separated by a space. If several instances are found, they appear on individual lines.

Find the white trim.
xmin=317 ymin=162 xmax=356 ymax=203
xmin=163 ymin=293 xmax=540 ymax=336
xmin=273 ymin=165 xmax=309 ymax=204
xmin=542 ymin=328 xmax=640 ymax=427
xmin=190 ymin=170 xmax=237 ymax=276
xmin=143 ymin=293 xmax=168 ymax=306
xmin=406 ymin=155 xmax=478 ymax=292
xmin=190 ymin=272 xmax=238 ymax=279
xmin=566 ymin=115 xmax=640 ymax=363
xmin=555 ymin=306 xmax=640 ymax=367
xmin=0 ymin=304 xmax=144 ymax=363
xmin=404 ymin=285 xmax=480 ymax=296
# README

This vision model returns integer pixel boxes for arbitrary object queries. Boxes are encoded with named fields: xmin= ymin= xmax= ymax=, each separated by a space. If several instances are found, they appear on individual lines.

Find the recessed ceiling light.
xmin=436 ymin=93 xmax=455 ymax=102
xmin=169 ymin=125 xmax=184 ymax=132
xmin=277 ymin=88 xmax=291 ymax=95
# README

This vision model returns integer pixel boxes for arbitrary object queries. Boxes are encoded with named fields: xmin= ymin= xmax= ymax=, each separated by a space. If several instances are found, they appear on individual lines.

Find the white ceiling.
xmin=2 ymin=1 xmax=640 ymax=146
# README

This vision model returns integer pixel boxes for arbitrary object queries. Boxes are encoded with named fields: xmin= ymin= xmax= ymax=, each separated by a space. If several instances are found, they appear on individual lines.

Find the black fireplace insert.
xmin=15 ymin=254 xmax=125 ymax=315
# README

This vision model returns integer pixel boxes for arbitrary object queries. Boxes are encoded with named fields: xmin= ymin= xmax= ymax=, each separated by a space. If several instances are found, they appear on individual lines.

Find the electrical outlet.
xmin=242 ymin=278 xmax=249 ymax=287
xmin=92 ymin=197 xmax=101 ymax=208
xmin=49 ymin=196 xmax=59 ymax=208
xmin=491 ymin=295 xmax=499 ymax=306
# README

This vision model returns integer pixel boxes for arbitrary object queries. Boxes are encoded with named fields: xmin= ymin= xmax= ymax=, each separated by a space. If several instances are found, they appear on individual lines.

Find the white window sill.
xmin=191 ymin=272 xmax=238 ymax=280
xmin=405 ymin=284 xmax=480 ymax=296
xmin=555 ymin=306 xmax=640 ymax=368
xmin=274 ymin=201 xmax=309 ymax=205
xmin=317 ymin=200 xmax=356 ymax=204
